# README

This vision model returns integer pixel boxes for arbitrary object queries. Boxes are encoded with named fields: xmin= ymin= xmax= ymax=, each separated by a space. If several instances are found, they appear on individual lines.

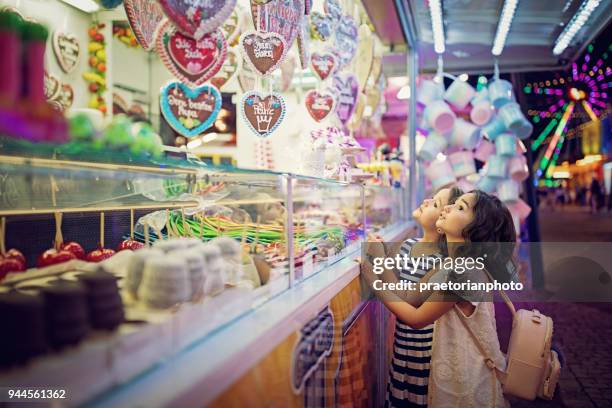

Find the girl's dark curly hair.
xmin=437 ymin=186 xmax=464 ymax=255
xmin=452 ymin=190 xmax=517 ymax=282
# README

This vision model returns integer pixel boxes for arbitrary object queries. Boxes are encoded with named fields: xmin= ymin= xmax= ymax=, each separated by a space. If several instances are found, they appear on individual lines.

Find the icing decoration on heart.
xmin=53 ymin=31 xmax=80 ymax=73
xmin=324 ymin=0 xmax=342 ymax=27
xmin=44 ymin=71 xmax=61 ymax=101
xmin=211 ymin=47 xmax=241 ymax=90
xmin=305 ymin=90 xmax=335 ymax=122
xmin=221 ymin=8 xmax=242 ymax=45
xmin=238 ymin=59 xmax=257 ymax=92
xmin=251 ymin=0 xmax=273 ymax=4
xmin=240 ymin=30 xmax=286 ymax=76
xmin=310 ymin=52 xmax=337 ymax=81
xmin=160 ymin=81 xmax=222 ymax=138
xmin=251 ymin=0 xmax=303 ymax=61
xmin=305 ymin=0 xmax=312 ymax=14
xmin=309 ymin=12 xmax=333 ymax=41
xmin=241 ymin=91 xmax=286 ymax=137
xmin=333 ymin=15 xmax=357 ymax=68
xmin=156 ymin=20 xmax=227 ymax=87
xmin=123 ymin=0 xmax=164 ymax=51
xmin=158 ymin=0 xmax=237 ymax=40
xmin=57 ymin=84 xmax=74 ymax=110
xmin=333 ymin=73 xmax=359 ymax=125
xmin=297 ymin=16 xmax=310 ymax=69
xmin=354 ymin=24 xmax=374 ymax=92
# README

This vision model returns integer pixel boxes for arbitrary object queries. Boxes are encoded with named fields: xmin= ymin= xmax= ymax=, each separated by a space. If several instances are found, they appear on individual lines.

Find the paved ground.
xmin=503 ymin=205 xmax=612 ymax=407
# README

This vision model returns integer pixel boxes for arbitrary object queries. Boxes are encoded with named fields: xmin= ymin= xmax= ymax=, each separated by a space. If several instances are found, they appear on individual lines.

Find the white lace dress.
xmin=427 ymin=269 xmax=509 ymax=407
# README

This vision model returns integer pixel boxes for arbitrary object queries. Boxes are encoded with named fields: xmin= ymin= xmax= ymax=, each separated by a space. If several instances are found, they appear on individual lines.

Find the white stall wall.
xmin=2 ymin=0 xmax=93 ymax=110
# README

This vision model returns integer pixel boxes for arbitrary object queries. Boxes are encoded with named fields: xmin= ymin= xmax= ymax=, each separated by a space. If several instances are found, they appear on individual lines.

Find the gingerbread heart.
xmin=241 ymin=91 xmax=286 ymax=137
xmin=240 ymin=30 xmax=286 ymax=76
xmin=309 ymin=12 xmax=333 ymax=41
xmin=251 ymin=0 xmax=273 ymax=4
xmin=311 ymin=52 xmax=337 ymax=81
xmin=297 ymin=17 xmax=310 ymax=69
xmin=211 ymin=47 xmax=241 ymax=90
xmin=44 ymin=71 xmax=61 ymax=101
xmin=124 ymin=0 xmax=164 ymax=51
xmin=324 ymin=0 xmax=342 ymax=27
xmin=333 ymin=73 xmax=359 ymax=125
xmin=305 ymin=0 xmax=312 ymax=14
xmin=160 ymin=81 xmax=222 ymax=138
xmin=156 ymin=20 xmax=227 ymax=87
xmin=57 ymin=84 xmax=74 ymax=110
xmin=222 ymin=8 xmax=241 ymax=45
xmin=333 ymin=15 xmax=358 ymax=68
xmin=354 ymin=24 xmax=374 ymax=91
xmin=251 ymin=0 xmax=303 ymax=60
xmin=305 ymin=90 xmax=335 ymax=122
xmin=53 ymin=31 xmax=80 ymax=73
xmin=158 ymin=0 xmax=236 ymax=40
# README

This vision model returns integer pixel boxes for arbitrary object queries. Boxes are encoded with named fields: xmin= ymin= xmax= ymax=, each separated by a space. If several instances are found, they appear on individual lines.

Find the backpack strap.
xmin=455 ymin=307 xmax=507 ymax=384
xmin=481 ymin=267 xmax=517 ymax=317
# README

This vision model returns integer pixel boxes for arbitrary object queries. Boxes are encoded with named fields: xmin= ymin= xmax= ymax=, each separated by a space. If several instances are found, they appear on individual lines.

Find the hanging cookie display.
xmin=309 ymin=12 xmax=333 ymax=41
xmin=221 ymin=7 xmax=242 ymax=45
xmin=296 ymin=15 xmax=310 ymax=69
xmin=310 ymin=51 xmax=337 ymax=81
xmin=333 ymin=15 xmax=357 ymax=68
xmin=251 ymin=0 xmax=303 ymax=61
xmin=305 ymin=89 xmax=336 ymax=122
xmin=324 ymin=0 xmax=342 ymax=27
xmin=158 ymin=0 xmax=236 ymax=40
xmin=156 ymin=20 xmax=227 ymax=87
xmin=240 ymin=30 xmax=286 ymax=76
xmin=53 ymin=31 xmax=80 ymax=73
xmin=353 ymin=24 xmax=374 ymax=92
xmin=44 ymin=71 xmax=61 ymax=101
xmin=57 ymin=84 xmax=75 ymax=110
xmin=123 ymin=0 xmax=164 ymax=51
xmin=333 ymin=73 xmax=359 ymax=125
xmin=241 ymin=91 xmax=286 ymax=137
xmin=160 ymin=81 xmax=222 ymax=138
xmin=211 ymin=47 xmax=242 ymax=90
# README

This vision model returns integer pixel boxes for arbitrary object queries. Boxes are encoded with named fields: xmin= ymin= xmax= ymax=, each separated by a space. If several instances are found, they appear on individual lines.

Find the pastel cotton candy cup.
xmin=508 ymin=198 xmax=532 ymax=221
xmin=417 ymin=79 xmax=444 ymax=107
xmin=488 ymin=79 xmax=515 ymax=109
xmin=508 ymin=155 xmax=529 ymax=182
xmin=470 ymin=98 xmax=493 ymax=126
xmin=448 ymin=151 xmax=477 ymax=178
xmin=450 ymin=118 xmax=481 ymax=149
xmin=444 ymin=78 xmax=475 ymax=110
xmin=456 ymin=178 xmax=476 ymax=193
xmin=481 ymin=115 xmax=507 ymax=141
xmin=495 ymin=133 xmax=518 ymax=156
xmin=424 ymin=100 xmax=456 ymax=134
xmin=425 ymin=159 xmax=457 ymax=191
xmin=498 ymin=102 xmax=533 ymax=140
xmin=418 ymin=131 xmax=448 ymax=161
xmin=476 ymin=175 xmax=498 ymax=193
xmin=497 ymin=179 xmax=520 ymax=203
xmin=474 ymin=139 xmax=496 ymax=162
xmin=484 ymin=154 xmax=508 ymax=178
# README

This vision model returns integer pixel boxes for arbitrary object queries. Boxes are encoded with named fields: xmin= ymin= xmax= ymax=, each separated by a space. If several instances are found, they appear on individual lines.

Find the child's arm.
xmin=385 ymin=290 xmax=458 ymax=329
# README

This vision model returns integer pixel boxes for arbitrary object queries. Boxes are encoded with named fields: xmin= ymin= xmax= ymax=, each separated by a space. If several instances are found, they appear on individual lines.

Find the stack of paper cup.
xmin=508 ymin=198 xmax=532 ymax=221
xmin=488 ymin=79 xmax=515 ymax=109
xmin=476 ymin=176 xmax=498 ymax=193
xmin=495 ymin=133 xmax=518 ymax=156
xmin=448 ymin=151 xmax=477 ymax=178
xmin=425 ymin=159 xmax=457 ymax=191
xmin=498 ymin=102 xmax=533 ymax=140
xmin=444 ymin=78 xmax=476 ymax=110
xmin=417 ymin=79 xmax=444 ymax=107
xmin=508 ymin=155 xmax=529 ymax=182
xmin=450 ymin=118 xmax=481 ymax=149
xmin=470 ymin=98 xmax=493 ymax=126
xmin=485 ymin=155 xmax=508 ymax=178
xmin=481 ymin=115 xmax=507 ymax=141
xmin=474 ymin=139 xmax=496 ymax=162
xmin=424 ymin=100 xmax=456 ymax=134
xmin=456 ymin=177 xmax=476 ymax=193
xmin=418 ymin=131 xmax=448 ymax=161
xmin=498 ymin=179 xmax=520 ymax=203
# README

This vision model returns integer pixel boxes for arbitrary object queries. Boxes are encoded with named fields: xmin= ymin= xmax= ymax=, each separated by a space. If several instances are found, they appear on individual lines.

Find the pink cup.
xmin=417 ymin=79 xmax=444 ymax=107
xmin=450 ymin=118 xmax=481 ymax=149
xmin=498 ymin=179 xmax=520 ymax=203
xmin=508 ymin=155 xmax=529 ymax=182
xmin=425 ymin=159 xmax=457 ymax=191
xmin=470 ymin=98 xmax=493 ymax=126
xmin=484 ymin=155 xmax=508 ymax=178
xmin=508 ymin=208 xmax=521 ymax=235
xmin=508 ymin=198 xmax=532 ymax=221
xmin=424 ymin=100 xmax=456 ymax=134
xmin=418 ymin=131 xmax=448 ymax=162
xmin=444 ymin=78 xmax=475 ymax=110
xmin=456 ymin=178 xmax=476 ymax=193
xmin=448 ymin=151 xmax=477 ymax=178
xmin=474 ymin=139 xmax=496 ymax=162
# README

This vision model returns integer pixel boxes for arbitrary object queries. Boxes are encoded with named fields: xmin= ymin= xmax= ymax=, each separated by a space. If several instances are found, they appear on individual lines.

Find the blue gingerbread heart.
xmin=160 ymin=81 xmax=222 ymax=138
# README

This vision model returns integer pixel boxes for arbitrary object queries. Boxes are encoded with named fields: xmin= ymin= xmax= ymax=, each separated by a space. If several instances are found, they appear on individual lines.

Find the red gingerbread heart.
xmin=311 ymin=52 xmax=337 ymax=81
xmin=124 ymin=0 xmax=164 ymax=51
xmin=305 ymin=90 xmax=335 ymax=122
xmin=240 ymin=30 xmax=286 ymax=76
xmin=156 ymin=20 xmax=227 ymax=87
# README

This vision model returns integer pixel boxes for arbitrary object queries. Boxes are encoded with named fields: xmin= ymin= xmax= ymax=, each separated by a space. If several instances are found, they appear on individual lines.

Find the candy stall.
xmin=0 ymin=0 xmax=416 ymax=406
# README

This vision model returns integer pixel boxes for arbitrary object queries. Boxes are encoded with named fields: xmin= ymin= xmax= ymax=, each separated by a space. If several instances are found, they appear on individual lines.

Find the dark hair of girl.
xmin=454 ymin=190 xmax=517 ymax=282
xmin=437 ymin=186 xmax=464 ymax=255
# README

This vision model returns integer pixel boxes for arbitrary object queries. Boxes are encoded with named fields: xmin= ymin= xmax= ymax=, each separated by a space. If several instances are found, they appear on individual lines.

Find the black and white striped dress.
xmin=386 ymin=238 xmax=442 ymax=408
